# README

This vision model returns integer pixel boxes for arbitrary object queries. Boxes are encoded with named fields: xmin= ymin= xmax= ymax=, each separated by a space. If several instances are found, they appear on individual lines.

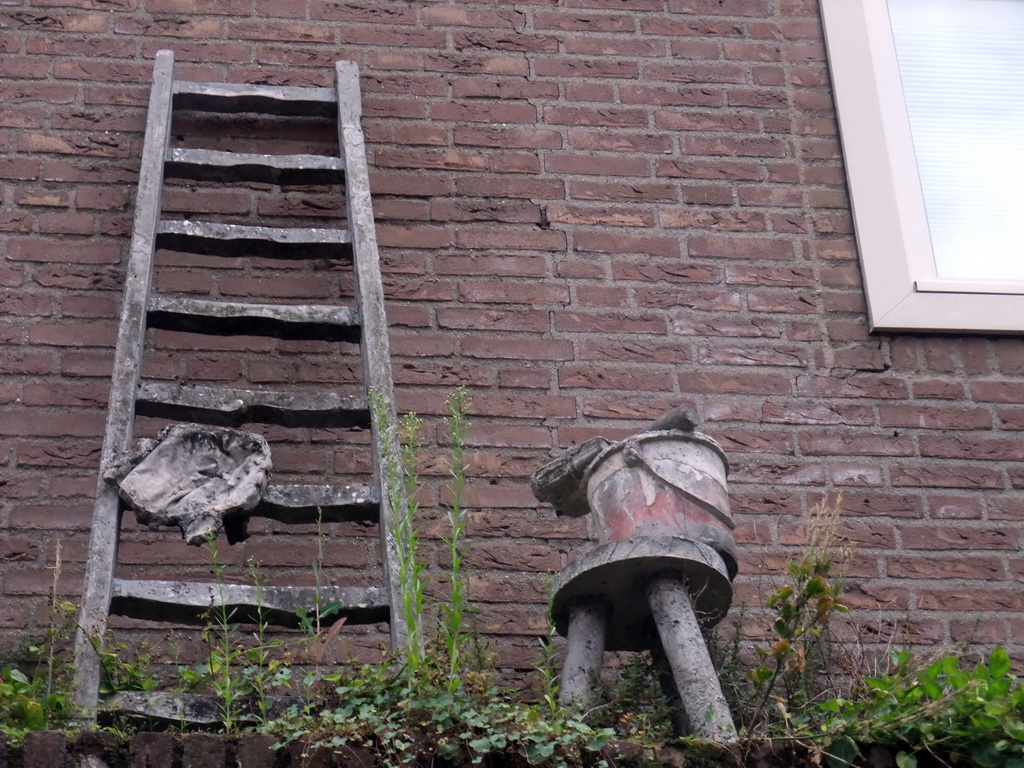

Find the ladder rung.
xmin=110 ymin=579 xmax=388 ymax=626
xmin=258 ymin=483 xmax=380 ymax=523
xmin=156 ymin=220 xmax=352 ymax=259
xmin=165 ymin=148 xmax=345 ymax=185
xmin=172 ymin=81 xmax=337 ymax=117
xmin=135 ymin=381 xmax=369 ymax=429
xmin=147 ymin=296 xmax=361 ymax=342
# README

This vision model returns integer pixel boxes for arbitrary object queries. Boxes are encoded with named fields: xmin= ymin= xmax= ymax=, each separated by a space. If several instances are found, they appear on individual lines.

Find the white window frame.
xmin=820 ymin=0 xmax=1024 ymax=333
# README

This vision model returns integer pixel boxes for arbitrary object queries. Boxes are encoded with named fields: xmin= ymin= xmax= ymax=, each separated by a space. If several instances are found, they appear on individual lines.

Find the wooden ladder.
xmin=72 ymin=50 xmax=406 ymax=719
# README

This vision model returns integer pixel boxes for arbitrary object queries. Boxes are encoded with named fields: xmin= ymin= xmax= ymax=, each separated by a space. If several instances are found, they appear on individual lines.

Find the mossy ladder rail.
xmin=72 ymin=50 xmax=405 ymax=720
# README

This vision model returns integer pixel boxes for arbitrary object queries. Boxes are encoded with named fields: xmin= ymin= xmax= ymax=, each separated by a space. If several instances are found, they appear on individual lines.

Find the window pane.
xmin=888 ymin=0 xmax=1024 ymax=281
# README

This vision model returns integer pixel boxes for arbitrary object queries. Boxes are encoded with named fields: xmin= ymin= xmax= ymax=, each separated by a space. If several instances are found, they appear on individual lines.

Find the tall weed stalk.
xmin=746 ymin=495 xmax=850 ymax=735
xmin=370 ymin=388 xmax=426 ymax=670
xmin=245 ymin=558 xmax=271 ymax=724
xmin=205 ymin=535 xmax=244 ymax=733
xmin=441 ymin=387 xmax=471 ymax=686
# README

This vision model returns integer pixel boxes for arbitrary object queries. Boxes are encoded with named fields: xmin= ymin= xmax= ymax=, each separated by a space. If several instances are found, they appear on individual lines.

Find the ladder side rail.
xmin=335 ymin=60 xmax=409 ymax=655
xmin=73 ymin=49 xmax=176 ymax=715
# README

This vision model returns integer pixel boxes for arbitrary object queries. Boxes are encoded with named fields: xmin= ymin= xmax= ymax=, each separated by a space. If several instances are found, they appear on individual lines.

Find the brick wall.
xmin=2 ymin=0 xmax=1024 ymax=676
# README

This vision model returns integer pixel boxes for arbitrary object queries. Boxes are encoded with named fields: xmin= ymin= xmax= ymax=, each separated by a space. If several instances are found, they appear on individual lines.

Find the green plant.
xmin=205 ymin=534 xmax=247 ymax=733
xmin=440 ymin=386 xmax=471 ymax=689
xmin=588 ymin=652 xmax=674 ymax=745
xmin=294 ymin=509 xmax=344 ymax=640
xmin=0 ymin=541 xmax=75 ymax=741
xmin=267 ymin=657 xmax=614 ymax=768
xmin=808 ymin=646 xmax=1024 ymax=768
xmin=371 ymin=388 xmax=427 ymax=671
xmin=536 ymin=593 xmax=562 ymax=716
xmin=0 ymin=666 xmax=64 ymax=738
xmin=243 ymin=558 xmax=273 ymax=724
xmin=745 ymin=497 xmax=850 ymax=735
xmin=262 ymin=390 xmax=615 ymax=767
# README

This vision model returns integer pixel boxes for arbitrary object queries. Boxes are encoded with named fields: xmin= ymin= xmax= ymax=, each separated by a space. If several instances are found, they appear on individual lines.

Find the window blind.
xmin=888 ymin=0 xmax=1024 ymax=281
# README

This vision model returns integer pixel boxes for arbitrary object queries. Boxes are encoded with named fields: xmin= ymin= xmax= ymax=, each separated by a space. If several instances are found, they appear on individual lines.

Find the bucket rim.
xmin=582 ymin=429 xmax=729 ymax=487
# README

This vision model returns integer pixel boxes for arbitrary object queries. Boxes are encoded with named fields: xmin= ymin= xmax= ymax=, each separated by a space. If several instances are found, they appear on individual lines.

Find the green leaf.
xmin=917 ymin=670 xmax=944 ymax=701
xmin=19 ymin=697 xmax=46 ymax=730
xmin=990 ymin=646 xmax=1012 ymax=679
xmin=825 ymin=737 xmax=860 ymax=768
xmin=895 ymin=751 xmax=918 ymax=768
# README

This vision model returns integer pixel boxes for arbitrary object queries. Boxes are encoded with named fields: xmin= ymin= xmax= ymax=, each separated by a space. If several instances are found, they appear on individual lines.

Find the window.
xmin=820 ymin=0 xmax=1024 ymax=333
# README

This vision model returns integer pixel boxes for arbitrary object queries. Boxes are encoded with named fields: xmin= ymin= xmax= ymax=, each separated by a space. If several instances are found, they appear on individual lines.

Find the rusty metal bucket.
xmin=584 ymin=430 xmax=737 ymax=577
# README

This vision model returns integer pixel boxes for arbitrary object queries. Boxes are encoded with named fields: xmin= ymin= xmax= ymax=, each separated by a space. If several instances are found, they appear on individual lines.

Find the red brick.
xmin=951 ymin=620 xmax=1007 ymax=645
xmin=556 ymin=311 xmax=666 ymax=335
xmin=453 ymin=31 xmax=558 ymax=54
xmin=636 ymin=288 xmax=740 ymax=311
xmin=696 ymin=343 xmax=805 ymax=368
xmin=548 ymin=204 xmax=655 ymax=228
xmin=535 ymin=57 xmax=639 ymax=79
xmin=903 ymin=525 xmax=1017 ymax=551
xmin=565 ymin=35 xmax=666 ymax=57
xmin=575 ymin=231 xmax=679 ymax=257
xmin=748 ymin=291 xmax=817 ymax=314
xmin=423 ymin=52 xmax=530 ymax=76
xmin=1 ymin=411 xmax=104 ymax=437
xmin=888 ymin=555 xmax=1002 ymax=580
xmin=671 ymin=316 xmax=785 ymax=338
xmin=437 ymin=308 xmax=550 ymax=333
xmin=0 ymin=295 xmax=53 ymax=316
xmin=572 ymin=285 xmax=626 ymax=308
xmin=658 ymin=159 xmax=762 ymax=181
xmin=796 ymin=374 xmax=908 ymax=399
xmin=762 ymin=403 xmax=873 ymax=426
xmin=643 ymin=62 xmax=746 ymax=84
xmin=28 ymin=322 xmax=116 ymax=347
xmin=7 ymin=237 xmax=122 ymax=263
xmin=579 ymin=339 xmax=690 ymax=364
xmin=456 ymin=175 xmax=563 ymax=200
xmin=375 ymin=148 xmax=486 ymax=172
xmin=715 ymin=429 xmax=793 ymax=454
xmin=431 ymin=101 xmax=537 ymax=124
xmin=879 ymin=405 xmax=993 ymax=431
xmin=564 ymin=81 xmax=616 ymax=102
xmin=920 ymin=436 xmax=1024 ymax=462
xmin=688 ymin=235 xmax=795 ymax=260
xmin=799 ymin=433 xmax=914 ymax=457
xmin=559 ymin=366 xmax=673 ymax=391
xmin=891 ymin=464 xmax=1003 ymax=490
xmin=462 ymin=424 xmax=552 ymax=449
xmin=687 ymin=371 xmax=791 ymax=396
xmin=623 ymin=85 xmax=724 ymax=108
xmin=544 ymin=106 xmax=649 ymax=128
xmin=581 ymin=396 xmax=688 ymax=421
xmin=490 ymin=152 xmax=542 ymax=174
xmin=455 ymin=225 xmax=565 ymax=252
xmin=546 ymin=153 xmax=649 ymax=177
xmin=22 ymin=382 xmax=108 ymax=407
xmin=454 ymin=126 xmax=561 ymax=149
xmin=972 ymin=380 xmax=1024 ymax=404
xmin=662 ymin=209 xmax=765 ymax=232
xmin=570 ymin=180 xmax=677 ymax=202
xmin=459 ymin=280 xmax=567 ymax=305
xmin=729 ymin=459 xmax=827 ymax=486
xmin=918 ymin=589 xmax=1024 ymax=612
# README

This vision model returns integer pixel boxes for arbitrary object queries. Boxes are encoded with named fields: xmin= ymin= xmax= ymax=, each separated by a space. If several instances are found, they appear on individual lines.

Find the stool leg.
xmin=652 ymin=640 xmax=692 ymax=738
xmin=646 ymin=576 xmax=737 ymax=742
xmin=559 ymin=599 xmax=608 ymax=706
